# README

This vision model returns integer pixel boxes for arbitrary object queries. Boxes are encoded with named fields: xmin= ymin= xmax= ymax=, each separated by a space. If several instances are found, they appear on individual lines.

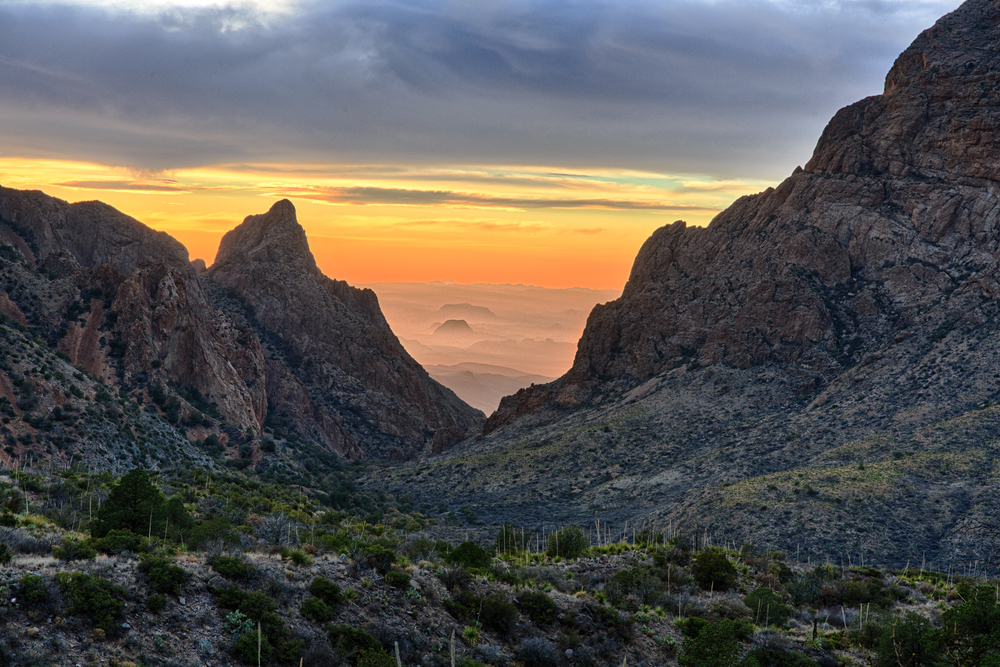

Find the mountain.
xmin=424 ymin=362 xmax=555 ymax=414
xmin=207 ymin=200 xmax=483 ymax=460
xmin=0 ymin=191 xmax=482 ymax=470
xmin=436 ymin=303 xmax=497 ymax=321
xmin=374 ymin=0 xmax=1000 ymax=568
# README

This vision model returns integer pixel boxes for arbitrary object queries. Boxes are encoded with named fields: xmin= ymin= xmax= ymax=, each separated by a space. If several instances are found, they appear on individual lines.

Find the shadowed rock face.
xmin=210 ymin=200 xmax=484 ymax=459
xmin=484 ymin=0 xmax=1000 ymax=435
xmin=0 ymin=187 xmax=267 ymax=433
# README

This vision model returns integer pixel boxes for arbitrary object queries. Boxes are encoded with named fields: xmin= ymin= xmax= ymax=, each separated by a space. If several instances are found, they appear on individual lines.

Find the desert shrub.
xmin=357 ymin=649 xmax=396 ymax=667
xmin=54 ymin=571 xmax=125 ymax=634
xmin=301 ymin=597 xmax=334 ymax=623
xmin=139 ymin=555 xmax=188 ymax=595
xmin=447 ymin=541 xmax=492 ymax=569
xmin=281 ymin=547 xmax=313 ymax=566
xmin=874 ymin=611 xmax=939 ymax=667
xmin=545 ymin=525 xmax=588 ymax=559
xmin=329 ymin=624 xmax=384 ymax=665
xmin=706 ymin=597 xmax=753 ymax=621
xmin=147 ymin=593 xmax=166 ymax=613
xmin=215 ymin=585 xmax=289 ymax=650
xmin=606 ymin=566 xmax=664 ymax=607
xmin=54 ymin=536 xmax=96 ymax=561
xmin=405 ymin=535 xmax=436 ymax=561
xmin=517 ymin=637 xmax=559 ymax=667
xmin=385 ymin=570 xmax=410 ymax=590
xmin=439 ymin=564 xmax=470 ymax=591
xmin=233 ymin=631 xmax=272 ymax=666
xmin=18 ymin=573 xmax=48 ymax=607
xmin=678 ymin=619 xmax=750 ymax=667
xmin=692 ymin=551 xmax=737 ymax=591
xmin=0 ymin=543 xmax=10 ymax=565
xmin=93 ymin=528 xmax=148 ymax=555
xmin=676 ymin=616 xmax=710 ymax=639
xmin=0 ymin=527 xmax=58 ymax=554
xmin=745 ymin=647 xmax=818 ymax=667
xmin=745 ymin=587 xmax=791 ymax=627
xmin=310 ymin=577 xmax=344 ymax=606
xmin=519 ymin=590 xmax=558 ymax=626
xmin=362 ymin=544 xmax=396 ymax=573
xmin=591 ymin=604 xmax=634 ymax=642
xmin=211 ymin=555 xmax=256 ymax=581
xmin=445 ymin=590 xmax=519 ymax=635
xmin=189 ymin=517 xmax=241 ymax=551
xmin=786 ymin=573 xmax=822 ymax=606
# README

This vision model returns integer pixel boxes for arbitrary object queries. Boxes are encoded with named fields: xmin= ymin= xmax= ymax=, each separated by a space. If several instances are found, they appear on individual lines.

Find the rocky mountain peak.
xmin=212 ymin=199 xmax=319 ymax=278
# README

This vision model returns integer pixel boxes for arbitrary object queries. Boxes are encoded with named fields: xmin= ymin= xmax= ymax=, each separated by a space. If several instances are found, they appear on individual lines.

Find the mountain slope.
xmin=374 ymin=0 xmax=1000 ymax=568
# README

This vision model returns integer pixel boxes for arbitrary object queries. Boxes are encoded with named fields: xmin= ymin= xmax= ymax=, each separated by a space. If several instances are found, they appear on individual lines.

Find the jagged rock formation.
xmin=208 ymin=200 xmax=483 ymax=460
xmin=0 ymin=188 xmax=266 ymax=433
xmin=485 ymin=0 xmax=1000 ymax=435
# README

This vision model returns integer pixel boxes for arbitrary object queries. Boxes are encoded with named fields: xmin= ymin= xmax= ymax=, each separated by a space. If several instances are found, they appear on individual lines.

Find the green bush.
xmin=310 ymin=577 xmax=344 ymax=606
xmin=606 ymin=566 xmax=664 ymax=607
xmin=744 ymin=587 xmax=791 ymax=627
xmin=519 ymin=590 xmax=558 ymax=626
xmin=147 ymin=593 xmax=166 ymax=614
xmin=678 ymin=619 xmax=749 ymax=667
xmin=446 ymin=541 xmax=492 ymax=569
xmin=385 ymin=570 xmax=411 ymax=590
xmin=93 ymin=528 xmax=149 ymax=555
xmin=233 ymin=631 xmax=272 ymax=666
xmin=55 ymin=572 xmax=125 ymax=634
xmin=211 ymin=555 xmax=255 ymax=581
xmin=139 ymin=555 xmax=188 ymax=595
xmin=329 ymin=624 xmax=384 ymax=665
xmin=874 ymin=611 xmax=939 ymax=667
xmin=445 ymin=590 xmax=519 ymax=636
xmin=301 ymin=597 xmax=334 ymax=623
xmin=91 ymin=468 xmax=166 ymax=539
xmin=54 ymin=536 xmax=97 ymax=561
xmin=357 ymin=649 xmax=396 ymax=667
xmin=188 ymin=517 xmax=241 ymax=551
xmin=545 ymin=525 xmax=588 ymax=559
xmin=18 ymin=574 xmax=47 ymax=607
xmin=362 ymin=544 xmax=396 ymax=573
xmin=691 ymin=551 xmax=737 ymax=592
xmin=0 ymin=543 xmax=10 ymax=565
xmin=675 ymin=616 xmax=710 ymax=639
xmin=215 ymin=586 xmax=287 ymax=648
xmin=744 ymin=647 xmax=818 ymax=667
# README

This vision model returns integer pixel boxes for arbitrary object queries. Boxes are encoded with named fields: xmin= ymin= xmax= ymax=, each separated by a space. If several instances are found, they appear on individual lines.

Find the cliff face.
xmin=209 ymin=200 xmax=484 ymax=460
xmin=484 ymin=0 xmax=1000 ymax=435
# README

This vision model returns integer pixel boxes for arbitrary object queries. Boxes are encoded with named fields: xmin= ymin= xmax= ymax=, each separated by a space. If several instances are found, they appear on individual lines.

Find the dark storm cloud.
xmin=0 ymin=0 xmax=962 ymax=178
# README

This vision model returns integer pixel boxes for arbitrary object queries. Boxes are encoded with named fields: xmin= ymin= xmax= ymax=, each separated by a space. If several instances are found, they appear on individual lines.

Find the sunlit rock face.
xmin=209 ymin=199 xmax=484 ymax=460
xmin=485 ymin=0 xmax=1000 ymax=434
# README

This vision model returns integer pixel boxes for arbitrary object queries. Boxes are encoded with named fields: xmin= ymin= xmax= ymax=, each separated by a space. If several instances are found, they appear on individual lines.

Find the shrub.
xmin=310 ymin=577 xmax=344 ymax=606
xmin=139 ymin=555 xmax=188 ymax=595
xmin=215 ymin=586 xmax=287 ymax=648
xmin=691 ymin=551 xmax=737 ymax=591
xmin=211 ymin=555 xmax=255 ymax=581
xmin=18 ymin=574 xmax=47 ymax=607
xmin=545 ymin=525 xmax=588 ymax=559
xmin=329 ymin=624 xmax=384 ymax=665
xmin=362 ymin=544 xmax=396 ymax=573
xmin=54 ymin=536 xmax=96 ymax=561
xmin=91 ymin=468 xmax=166 ymax=539
xmin=745 ymin=647 xmax=819 ymax=667
xmin=446 ymin=541 xmax=492 ymax=569
xmin=519 ymin=590 xmax=558 ymax=626
xmin=301 ymin=597 xmax=334 ymax=623
xmin=517 ymin=638 xmax=559 ymax=667
xmin=439 ymin=564 xmax=470 ymax=591
xmin=0 ymin=543 xmax=10 ymax=565
xmin=445 ymin=590 xmax=520 ymax=635
xmin=93 ymin=528 xmax=149 ymax=555
xmin=147 ymin=593 xmax=166 ymax=614
xmin=678 ymin=619 xmax=749 ymax=667
xmin=55 ymin=571 xmax=125 ymax=634
xmin=874 ymin=611 xmax=938 ymax=667
xmin=357 ymin=649 xmax=396 ymax=667
xmin=385 ymin=570 xmax=411 ymax=590
xmin=233 ymin=631 xmax=272 ymax=666
xmin=606 ymin=566 xmax=664 ymax=607
xmin=744 ymin=587 xmax=791 ymax=627
xmin=281 ymin=547 xmax=313 ymax=567
xmin=405 ymin=535 xmax=437 ymax=561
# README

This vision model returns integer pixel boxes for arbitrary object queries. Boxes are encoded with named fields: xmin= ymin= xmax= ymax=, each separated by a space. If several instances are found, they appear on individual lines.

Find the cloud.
xmin=274 ymin=185 xmax=718 ymax=211
xmin=0 ymin=0 xmax=963 ymax=179
xmin=56 ymin=179 xmax=185 ymax=192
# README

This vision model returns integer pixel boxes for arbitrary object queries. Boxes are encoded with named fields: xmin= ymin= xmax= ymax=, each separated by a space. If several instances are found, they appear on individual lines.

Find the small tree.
xmin=692 ymin=551 xmax=737 ymax=591
xmin=545 ymin=525 xmax=588 ymax=559
xmin=91 ymin=469 xmax=166 ymax=539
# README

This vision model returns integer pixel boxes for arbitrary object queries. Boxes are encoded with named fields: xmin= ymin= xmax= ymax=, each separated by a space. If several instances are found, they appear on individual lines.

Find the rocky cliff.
xmin=484 ymin=0 xmax=1000 ymax=435
xmin=208 ymin=200 xmax=484 ymax=460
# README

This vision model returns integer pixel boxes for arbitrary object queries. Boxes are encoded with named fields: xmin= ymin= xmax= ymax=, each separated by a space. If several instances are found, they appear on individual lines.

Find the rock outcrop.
xmin=484 ymin=0 xmax=1000 ymax=435
xmin=209 ymin=200 xmax=484 ymax=459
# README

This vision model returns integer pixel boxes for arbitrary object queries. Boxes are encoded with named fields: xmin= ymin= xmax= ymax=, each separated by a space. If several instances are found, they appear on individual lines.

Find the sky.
xmin=0 ymin=0 xmax=964 ymax=289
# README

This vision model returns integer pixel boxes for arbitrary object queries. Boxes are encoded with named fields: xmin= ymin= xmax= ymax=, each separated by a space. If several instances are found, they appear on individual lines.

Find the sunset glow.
xmin=0 ymin=157 xmax=774 ymax=289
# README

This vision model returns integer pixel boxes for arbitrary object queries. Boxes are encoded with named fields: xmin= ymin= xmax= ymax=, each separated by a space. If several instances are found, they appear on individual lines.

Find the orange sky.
xmin=0 ymin=157 xmax=775 ymax=289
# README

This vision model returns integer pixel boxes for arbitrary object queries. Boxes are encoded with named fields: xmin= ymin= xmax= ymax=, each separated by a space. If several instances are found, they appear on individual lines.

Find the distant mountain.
xmin=436 ymin=303 xmax=497 ymax=321
xmin=424 ymin=362 xmax=554 ymax=414
xmin=433 ymin=319 xmax=476 ymax=336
